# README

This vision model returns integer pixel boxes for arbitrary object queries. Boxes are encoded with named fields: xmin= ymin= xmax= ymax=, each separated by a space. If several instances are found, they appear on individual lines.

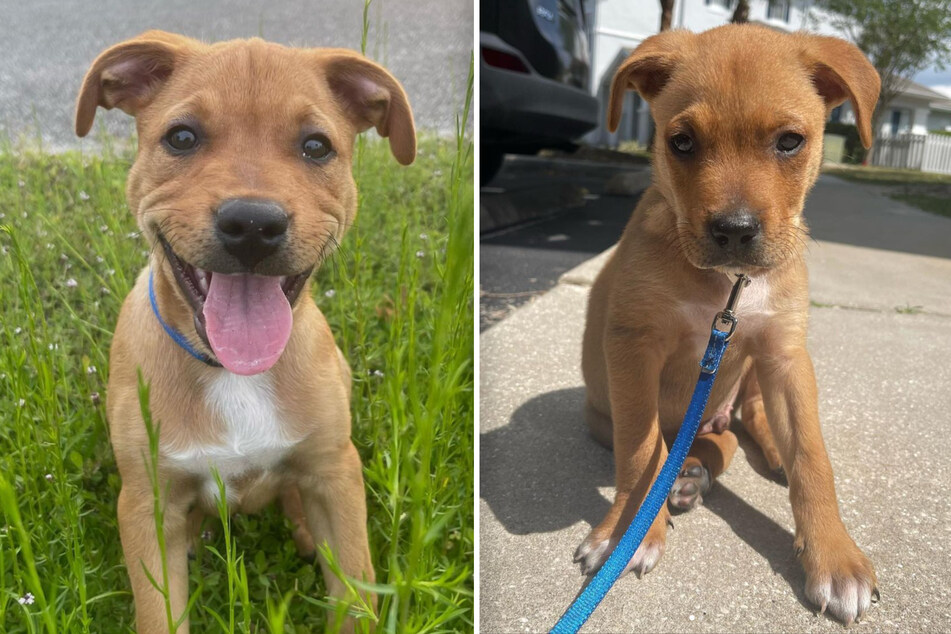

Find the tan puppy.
xmin=75 ymin=31 xmax=415 ymax=632
xmin=581 ymin=25 xmax=879 ymax=624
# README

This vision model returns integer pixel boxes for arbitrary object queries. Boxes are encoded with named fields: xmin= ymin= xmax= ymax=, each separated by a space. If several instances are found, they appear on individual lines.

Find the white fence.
xmin=869 ymin=133 xmax=951 ymax=175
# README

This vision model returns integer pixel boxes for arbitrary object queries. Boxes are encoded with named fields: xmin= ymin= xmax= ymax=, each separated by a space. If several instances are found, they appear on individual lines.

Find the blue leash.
xmin=552 ymin=274 xmax=751 ymax=634
xmin=148 ymin=269 xmax=221 ymax=367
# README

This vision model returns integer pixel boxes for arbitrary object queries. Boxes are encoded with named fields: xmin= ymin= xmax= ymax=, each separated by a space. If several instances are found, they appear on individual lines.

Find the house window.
xmin=767 ymin=0 xmax=791 ymax=22
xmin=890 ymin=110 xmax=902 ymax=136
xmin=705 ymin=0 xmax=736 ymax=10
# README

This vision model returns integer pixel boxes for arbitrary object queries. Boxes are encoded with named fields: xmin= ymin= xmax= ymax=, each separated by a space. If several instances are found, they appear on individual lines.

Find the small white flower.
xmin=17 ymin=593 xmax=34 ymax=605
xmin=44 ymin=474 xmax=53 ymax=482
xmin=201 ymin=530 xmax=213 ymax=541
xmin=45 ymin=243 xmax=54 ymax=250
xmin=0 ymin=212 xmax=5 ymax=219
xmin=78 ymin=191 xmax=90 ymax=201
xmin=65 ymin=278 xmax=78 ymax=288
xmin=126 ymin=231 xmax=139 ymax=239
xmin=17 ymin=180 xmax=25 ymax=188
xmin=48 ymin=343 xmax=59 ymax=351
xmin=415 ymin=250 xmax=425 ymax=259
xmin=99 ymin=225 xmax=109 ymax=233
xmin=324 ymin=289 xmax=336 ymax=298
xmin=17 ymin=399 xmax=25 ymax=407
xmin=106 ymin=269 xmax=115 ymax=277
xmin=434 ymin=169 xmax=443 ymax=177
xmin=419 ymin=232 xmax=429 ymax=240
xmin=371 ymin=370 xmax=384 ymax=378
xmin=101 ymin=287 xmax=110 ymax=295
xmin=86 ymin=366 xmax=96 ymax=375
xmin=95 ymin=256 xmax=105 ymax=264
xmin=14 ymin=327 xmax=21 ymax=334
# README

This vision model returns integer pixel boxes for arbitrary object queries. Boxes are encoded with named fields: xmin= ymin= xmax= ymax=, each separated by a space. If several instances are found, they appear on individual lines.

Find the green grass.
xmin=0 ymin=97 xmax=473 ymax=633
xmin=823 ymin=164 xmax=951 ymax=219
xmin=823 ymin=164 xmax=951 ymax=186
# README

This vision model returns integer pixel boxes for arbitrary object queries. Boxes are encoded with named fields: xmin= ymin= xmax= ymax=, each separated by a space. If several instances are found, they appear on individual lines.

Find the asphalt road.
xmin=0 ymin=0 xmax=472 ymax=150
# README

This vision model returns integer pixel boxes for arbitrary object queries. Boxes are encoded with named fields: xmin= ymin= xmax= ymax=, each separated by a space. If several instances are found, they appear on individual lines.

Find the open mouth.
xmin=159 ymin=236 xmax=312 ymax=375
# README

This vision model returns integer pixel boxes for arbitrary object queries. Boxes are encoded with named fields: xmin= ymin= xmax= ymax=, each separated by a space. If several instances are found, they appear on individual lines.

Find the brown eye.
xmin=777 ymin=133 xmax=804 ymax=155
xmin=670 ymin=133 xmax=695 ymax=156
xmin=302 ymin=134 xmax=333 ymax=162
xmin=164 ymin=125 xmax=198 ymax=153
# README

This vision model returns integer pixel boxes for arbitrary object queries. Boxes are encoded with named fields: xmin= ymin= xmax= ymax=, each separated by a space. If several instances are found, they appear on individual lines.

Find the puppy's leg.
xmin=739 ymin=369 xmax=784 ymax=474
xmin=118 ymin=483 xmax=192 ymax=634
xmin=668 ymin=430 xmax=738 ymax=511
xmin=756 ymin=346 xmax=877 ymax=625
xmin=576 ymin=337 xmax=670 ymax=578
xmin=297 ymin=441 xmax=374 ymax=614
xmin=280 ymin=484 xmax=316 ymax=562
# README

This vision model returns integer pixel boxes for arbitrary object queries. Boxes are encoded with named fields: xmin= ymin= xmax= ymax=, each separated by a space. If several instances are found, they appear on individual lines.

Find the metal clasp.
xmin=711 ymin=274 xmax=751 ymax=341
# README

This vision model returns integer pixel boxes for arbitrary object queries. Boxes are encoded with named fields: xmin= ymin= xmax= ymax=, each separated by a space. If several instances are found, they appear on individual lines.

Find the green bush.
xmin=825 ymin=121 xmax=868 ymax=164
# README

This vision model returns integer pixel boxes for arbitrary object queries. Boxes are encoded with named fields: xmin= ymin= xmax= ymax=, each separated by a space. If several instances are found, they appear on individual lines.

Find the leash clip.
xmin=711 ymin=274 xmax=751 ymax=342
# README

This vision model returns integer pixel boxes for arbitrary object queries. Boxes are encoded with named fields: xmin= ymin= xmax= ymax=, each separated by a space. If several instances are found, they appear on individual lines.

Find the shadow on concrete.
xmin=480 ymin=387 xmax=613 ymax=535
xmin=703 ymin=483 xmax=812 ymax=612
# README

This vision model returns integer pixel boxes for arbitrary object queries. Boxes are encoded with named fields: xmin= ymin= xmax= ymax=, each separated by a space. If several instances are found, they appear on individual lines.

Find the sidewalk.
xmin=480 ymin=176 xmax=951 ymax=633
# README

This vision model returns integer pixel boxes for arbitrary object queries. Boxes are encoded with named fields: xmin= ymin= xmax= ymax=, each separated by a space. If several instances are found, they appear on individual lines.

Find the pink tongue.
xmin=202 ymin=273 xmax=292 ymax=375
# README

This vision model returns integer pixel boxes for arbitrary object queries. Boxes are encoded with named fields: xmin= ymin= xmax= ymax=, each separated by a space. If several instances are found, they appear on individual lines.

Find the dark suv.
xmin=480 ymin=0 xmax=599 ymax=183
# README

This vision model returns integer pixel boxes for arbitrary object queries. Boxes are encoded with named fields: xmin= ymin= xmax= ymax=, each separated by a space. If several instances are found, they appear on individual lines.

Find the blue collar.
xmin=148 ymin=269 xmax=221 ymax=368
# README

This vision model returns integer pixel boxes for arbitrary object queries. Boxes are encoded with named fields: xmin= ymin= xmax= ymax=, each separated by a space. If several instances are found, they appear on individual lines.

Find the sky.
xmin=916 ymin=65 xmax=951 ymax=98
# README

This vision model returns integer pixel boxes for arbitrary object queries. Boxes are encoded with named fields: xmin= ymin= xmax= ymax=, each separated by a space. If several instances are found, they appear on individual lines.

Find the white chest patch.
xmin=678 ymin=276 xmax=775 ymax=342
xmin=162 ymin=372 xmax=300 ymax=504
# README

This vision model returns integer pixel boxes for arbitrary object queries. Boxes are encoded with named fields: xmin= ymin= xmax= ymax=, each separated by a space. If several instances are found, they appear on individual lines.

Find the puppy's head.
xmin=76 ymin=31 xmax=415 ymax=374
xmin=609 ymin=25 xmax=879 ymax=273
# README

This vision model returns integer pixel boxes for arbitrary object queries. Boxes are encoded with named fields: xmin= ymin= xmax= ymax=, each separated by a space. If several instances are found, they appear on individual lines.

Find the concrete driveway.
xmin=0 ymin=0 xmax=471 ymax=149
xmin=480 ymin=175 xmax=951 ymax=632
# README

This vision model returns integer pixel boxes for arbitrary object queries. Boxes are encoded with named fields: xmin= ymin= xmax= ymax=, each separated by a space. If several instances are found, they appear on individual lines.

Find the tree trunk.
xmin=660 ymin=0 xmax=674 ymax=31
xmin=732 ymin=0 xmax=750 ymax=23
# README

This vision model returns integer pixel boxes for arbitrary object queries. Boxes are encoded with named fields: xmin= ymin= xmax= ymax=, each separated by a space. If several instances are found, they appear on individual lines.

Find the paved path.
xmin=0 ymin=0 xmax=471 ymax=149
xmin=480 ymin=176 xmax=951 ymax=632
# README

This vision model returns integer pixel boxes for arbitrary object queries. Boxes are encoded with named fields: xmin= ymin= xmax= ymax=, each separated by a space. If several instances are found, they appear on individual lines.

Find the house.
xmin=830 ymin=79 xmax=951 ymax=136
xmin=585 ymin=0 xmax=951 ymax=147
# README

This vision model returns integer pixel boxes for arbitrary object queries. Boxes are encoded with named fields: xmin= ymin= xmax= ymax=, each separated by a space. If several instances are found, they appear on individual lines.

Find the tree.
xmin=660 ymin=0 xmax=674 ymax=31
xmin=813 ymin=0 xmax=951 ymax=137
xmin=732 ymin=0 xmax=750 ymax=23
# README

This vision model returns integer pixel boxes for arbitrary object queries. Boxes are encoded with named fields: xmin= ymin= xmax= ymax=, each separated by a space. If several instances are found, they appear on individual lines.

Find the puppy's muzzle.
xmin=216 ymin=198 xmax=289 ymax=269
xmin=708 ymin=211 xmax=761 ymax=256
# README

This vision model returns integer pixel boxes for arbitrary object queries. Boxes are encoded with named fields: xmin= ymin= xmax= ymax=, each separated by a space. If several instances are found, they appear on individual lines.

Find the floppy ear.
xmin=318 ymin=51 xmax=416 ymax=165
xmin=800 ymin=35 xmax=881 ymax=149
xmin=607 ymin=30 xmax=694 ymax=132
xmin=75 ymin=30 xmax=193 ymax=137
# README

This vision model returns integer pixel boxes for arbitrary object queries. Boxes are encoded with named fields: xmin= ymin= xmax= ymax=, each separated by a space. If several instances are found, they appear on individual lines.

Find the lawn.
xmin=823 ymin=164 xmax=951 ymax=219
xmin=0 ymin=96 xmax=473 ymax=633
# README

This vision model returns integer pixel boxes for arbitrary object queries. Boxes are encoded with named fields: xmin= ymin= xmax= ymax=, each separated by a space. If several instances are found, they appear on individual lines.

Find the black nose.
xmin=709 ymin=212 xmax=761 ymax=250
xmin=215 ymin=199 xmax=288 ymax=268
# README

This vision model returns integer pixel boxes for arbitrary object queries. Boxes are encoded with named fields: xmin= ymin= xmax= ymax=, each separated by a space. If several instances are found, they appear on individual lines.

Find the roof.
xmin=894 ymin=77 xmax=951 ymax=112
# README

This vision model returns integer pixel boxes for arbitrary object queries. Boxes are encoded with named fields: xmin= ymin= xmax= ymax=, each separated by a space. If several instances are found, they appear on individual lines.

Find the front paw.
xmin=799 ymin=534 xmax=878 ymax=625
xmin=573 ymin=512 xmax=669 ymax=578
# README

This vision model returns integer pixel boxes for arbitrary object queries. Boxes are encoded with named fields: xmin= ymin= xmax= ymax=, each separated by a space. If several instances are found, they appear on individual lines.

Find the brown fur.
xmin=581 ymin=25 xmax=879 ymax=624
xmin=75 ymin=31 xmax=415 ymax=632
